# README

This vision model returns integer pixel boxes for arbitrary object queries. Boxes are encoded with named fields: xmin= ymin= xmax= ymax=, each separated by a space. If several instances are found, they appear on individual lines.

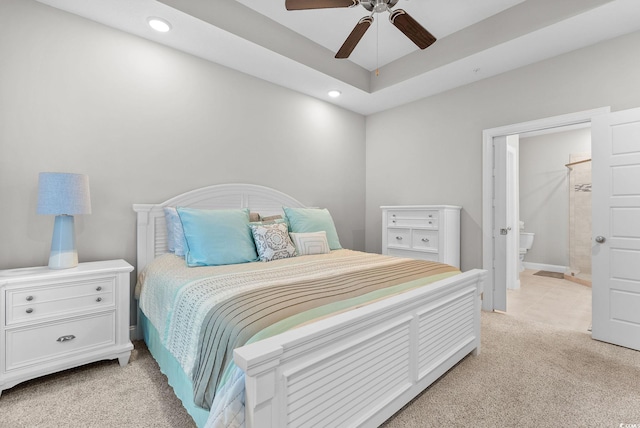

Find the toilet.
xmin=519 ymin=221 xmax=535 ymax=272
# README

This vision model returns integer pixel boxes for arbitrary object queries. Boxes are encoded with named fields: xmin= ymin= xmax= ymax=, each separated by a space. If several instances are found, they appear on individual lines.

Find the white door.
xmin=493 ymin=135 xmax=519 ymax=310
xmin=591 ymin=107 xmax=640 ymax=351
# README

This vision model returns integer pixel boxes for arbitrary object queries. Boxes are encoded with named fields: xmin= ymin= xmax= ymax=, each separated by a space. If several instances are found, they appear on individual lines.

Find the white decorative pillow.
xmin=290 ymin=231 xmax=330 ymax=256
xmin=250 ymin=222 xmax=297 ymax=262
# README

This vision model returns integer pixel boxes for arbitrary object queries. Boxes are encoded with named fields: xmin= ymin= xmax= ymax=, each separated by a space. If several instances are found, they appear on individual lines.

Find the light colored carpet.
xmin=1 ymin=343 xmax=196 ymax=428
xmin=2 ymin=312 xmax=639 ymax=427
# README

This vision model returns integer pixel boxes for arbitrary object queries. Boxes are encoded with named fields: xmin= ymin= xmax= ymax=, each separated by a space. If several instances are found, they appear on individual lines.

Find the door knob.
xmin=595 ymin=236 xmax=606 ymax=243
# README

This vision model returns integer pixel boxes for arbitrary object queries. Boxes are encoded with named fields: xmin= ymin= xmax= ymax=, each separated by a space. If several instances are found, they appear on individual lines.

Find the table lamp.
xmin=37 ymin=172 xmax=92 ymax=269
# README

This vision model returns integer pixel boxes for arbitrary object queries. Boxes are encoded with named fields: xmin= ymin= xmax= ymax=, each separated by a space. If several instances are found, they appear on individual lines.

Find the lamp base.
xmin=49 ymin=215 xmax=78 ymax=269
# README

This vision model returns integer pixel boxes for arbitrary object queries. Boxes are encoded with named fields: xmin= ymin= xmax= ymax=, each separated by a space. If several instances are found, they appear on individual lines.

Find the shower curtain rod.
xmin=565 ymin=158 xmax=592 ymax=170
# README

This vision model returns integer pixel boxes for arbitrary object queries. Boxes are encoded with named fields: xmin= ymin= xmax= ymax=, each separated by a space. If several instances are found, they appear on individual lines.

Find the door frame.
xmin=481 ymin=107 xmax=611 ymax=311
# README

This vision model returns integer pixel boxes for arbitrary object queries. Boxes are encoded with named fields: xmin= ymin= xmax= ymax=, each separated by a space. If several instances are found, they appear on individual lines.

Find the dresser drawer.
xmin=412 ymin=230 xmax=439 ymax=251
xmin=387 ymin=228 xmax=411 ymax=249
xmin=5 ymin=312 xmax=116 ymax=372
xmin=387 ymin=248 xmax=439 ymax=262
xmin=6 ymin=278 xmax=114 ymax=325
xmin=387 ymin=210 xmax=439 ymax=228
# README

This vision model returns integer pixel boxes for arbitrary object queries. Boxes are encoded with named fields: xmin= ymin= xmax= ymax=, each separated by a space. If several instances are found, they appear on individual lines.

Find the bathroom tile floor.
xmin=506 ymin=269 xmax=592 ymax=334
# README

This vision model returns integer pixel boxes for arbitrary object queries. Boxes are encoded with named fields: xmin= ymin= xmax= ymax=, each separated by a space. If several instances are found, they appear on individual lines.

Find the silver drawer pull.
xmin=392 ymin=220 xmax=396 ymax=223
xmin=428 ymin=221 xmax=433 ymax=224
xmin=26 ymin=308 xmax=34 ymax=314
xmin=428 ymin=215 xmax=433 ymax=218
xmin=96 ymin=297 xmax=103 ymax=302
xmin=395 ymin=236 xmax=403 ymax=240
xmin=57 ymin=335 xmax=76 ymax=343
xmin=96 ymin=286 xmax=102 ymax=291
xmin=26 ymin=295 xmax=34 ymax=301
xmin=422 ymin=238 xmax=430 ymax=243
xmin=392 ymin=214 xmax=396 ymax=217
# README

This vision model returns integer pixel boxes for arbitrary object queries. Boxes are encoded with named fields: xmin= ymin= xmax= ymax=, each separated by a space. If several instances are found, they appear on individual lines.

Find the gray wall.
xmin=4 ymin=1 xmax=640 ymax=311
xmin=519 ymin=128 xmax=591 ymax=267
xmin=365 ymin=30 xmax=640 ymax=271
xmin=0 ymin=0 xmax=366 ymax=320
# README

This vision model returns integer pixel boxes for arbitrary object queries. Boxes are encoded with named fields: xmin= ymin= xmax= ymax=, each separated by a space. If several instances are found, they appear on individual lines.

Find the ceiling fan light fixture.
xmin=147 ymin=17 xmax=172 ymax=33
xmin=328 ymin=90 xmax=342 ymax=98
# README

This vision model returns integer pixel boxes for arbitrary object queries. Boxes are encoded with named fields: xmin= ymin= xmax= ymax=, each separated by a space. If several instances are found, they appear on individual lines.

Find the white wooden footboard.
xmin=234 ymin=268 xmax=486 ymax=428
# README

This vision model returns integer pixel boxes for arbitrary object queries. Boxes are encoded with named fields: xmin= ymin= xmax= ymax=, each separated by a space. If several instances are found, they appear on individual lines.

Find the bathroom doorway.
xmin=517 ymin=125 xmax=592 ymax=285
xmin=506 ymin=126 xmax=593 ymax=332
xmin=481 ymin=107 xmax=610 ymax=312
xmin=484 ymin=107 xmax=640 ymax=350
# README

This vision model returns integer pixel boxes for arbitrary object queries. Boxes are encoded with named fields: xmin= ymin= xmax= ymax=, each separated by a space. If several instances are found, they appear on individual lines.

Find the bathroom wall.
xmin=519 ymin=127 xmax=591 ymax=269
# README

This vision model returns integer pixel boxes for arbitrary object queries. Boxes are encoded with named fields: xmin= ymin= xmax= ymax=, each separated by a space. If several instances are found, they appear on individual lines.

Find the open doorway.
xmin=508 ymin=125 xmax=593 ymax=332
xmin=518 ymin=125 xmax=592 ymax=283
xmin=484 ymin=106 xmax=640 ymax=351
xmin=480 ymin=107 xmax=610 ymax=313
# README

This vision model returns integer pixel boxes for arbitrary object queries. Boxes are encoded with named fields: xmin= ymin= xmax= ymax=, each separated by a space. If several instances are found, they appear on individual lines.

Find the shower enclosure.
xmin=566 ymin=153 xmax=592 ymax=285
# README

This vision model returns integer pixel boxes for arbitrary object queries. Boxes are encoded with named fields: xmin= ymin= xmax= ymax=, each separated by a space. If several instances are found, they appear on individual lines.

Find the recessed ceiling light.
xmin=147 ymin=17 xmax=172 ymax=33
xmin=328 ymin=90 xmax=341 ymax=98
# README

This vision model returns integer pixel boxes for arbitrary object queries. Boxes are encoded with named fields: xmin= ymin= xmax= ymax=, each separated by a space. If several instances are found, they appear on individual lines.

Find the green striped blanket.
xmin=190 ymin=255 xmax=459 ymax=409
xmin=137 ymin=250 xmax=460 ymax=416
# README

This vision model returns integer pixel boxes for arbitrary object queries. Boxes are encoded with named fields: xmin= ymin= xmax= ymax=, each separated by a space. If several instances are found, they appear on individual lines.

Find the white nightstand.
xmin=0 ymin=260 xmax=134 ymax=396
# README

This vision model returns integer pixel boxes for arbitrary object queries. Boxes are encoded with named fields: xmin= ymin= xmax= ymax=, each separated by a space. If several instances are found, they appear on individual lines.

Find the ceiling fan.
xmin=285 ymin=0 xmax=437 ymax=59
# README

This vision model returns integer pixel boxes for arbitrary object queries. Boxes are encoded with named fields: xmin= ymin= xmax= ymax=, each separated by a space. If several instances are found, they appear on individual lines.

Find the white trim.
xmin=522 ymin=262 xmax=567 ymax=273
xmin=482 ymin=107 xmax=610 ymax=311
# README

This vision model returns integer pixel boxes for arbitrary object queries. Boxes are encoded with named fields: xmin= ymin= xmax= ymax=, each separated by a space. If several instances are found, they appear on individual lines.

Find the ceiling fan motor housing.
xmin=362 ymin=0 xmax=399 ymax=13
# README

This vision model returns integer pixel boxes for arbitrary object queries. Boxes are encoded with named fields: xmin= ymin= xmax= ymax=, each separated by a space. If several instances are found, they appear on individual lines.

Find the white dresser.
xmin=381 ymin=205 xmax=461 ymax=268
xmin=0 ymin=260 xmax=133 ymax=396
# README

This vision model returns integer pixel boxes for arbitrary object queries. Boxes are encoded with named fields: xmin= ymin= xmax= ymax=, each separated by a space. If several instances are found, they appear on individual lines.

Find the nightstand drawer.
xmin=6 ymin=278 xmax=114 ymax=325
xmin=5 ymin=312 xmax=115 ymax=372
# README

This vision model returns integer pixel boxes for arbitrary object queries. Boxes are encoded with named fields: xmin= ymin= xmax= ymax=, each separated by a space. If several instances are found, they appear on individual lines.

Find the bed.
xmin=133 ymin=183 xmax=486 ymax=428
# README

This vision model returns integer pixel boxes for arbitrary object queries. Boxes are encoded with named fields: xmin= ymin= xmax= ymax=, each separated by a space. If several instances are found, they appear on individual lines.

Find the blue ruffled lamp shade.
xmin=37 ymin=172 xmax=91 ymax=269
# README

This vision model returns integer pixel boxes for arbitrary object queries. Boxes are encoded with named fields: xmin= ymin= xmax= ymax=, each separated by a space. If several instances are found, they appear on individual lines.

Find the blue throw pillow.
xmin=177 ymin=207 xmax=258 ymax=266
xmin=283 ymin=207 xmax=342 ymax=250
xmin=164 ymin=207 xmax=187 ymax=257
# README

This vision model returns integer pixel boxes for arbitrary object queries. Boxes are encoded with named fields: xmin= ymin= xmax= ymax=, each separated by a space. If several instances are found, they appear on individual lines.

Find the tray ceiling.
xmin=36 ymin=0 xmax=640 ymax=115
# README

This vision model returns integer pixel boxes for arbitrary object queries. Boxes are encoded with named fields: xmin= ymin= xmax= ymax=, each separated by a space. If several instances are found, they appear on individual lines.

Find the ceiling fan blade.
xmin=389 ymin=9 xmax=436 ymax=49
xmin=335 ymin=16 xmax=373 ymax=59
xmin=286 ymin=0 xmax=359 ymax=11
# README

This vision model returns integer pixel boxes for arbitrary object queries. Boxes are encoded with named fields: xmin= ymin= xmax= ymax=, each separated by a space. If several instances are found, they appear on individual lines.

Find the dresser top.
xmin=0 ymin=260 xmax=133 ymax=283
xmin=380 ymin=205 xmax=461 ymax=210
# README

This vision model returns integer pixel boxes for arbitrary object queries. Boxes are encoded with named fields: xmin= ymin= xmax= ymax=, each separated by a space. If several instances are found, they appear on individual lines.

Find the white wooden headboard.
xmin=132 ymin=183 xmax=307 ymax=273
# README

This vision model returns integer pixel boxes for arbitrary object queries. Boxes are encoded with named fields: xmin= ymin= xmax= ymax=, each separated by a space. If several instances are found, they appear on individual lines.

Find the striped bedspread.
xmin=137 ymin=249 xmax=460 ymax=427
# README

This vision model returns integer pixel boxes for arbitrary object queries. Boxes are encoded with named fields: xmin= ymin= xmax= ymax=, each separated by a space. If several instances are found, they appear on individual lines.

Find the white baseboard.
xmin=522 ymin=262 xmax=567 ymax=273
